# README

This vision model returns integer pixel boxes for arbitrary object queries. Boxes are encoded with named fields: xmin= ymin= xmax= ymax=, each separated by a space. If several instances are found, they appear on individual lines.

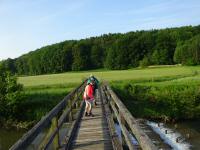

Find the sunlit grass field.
xmin=18 ymin=66 xmax=200 ymax=87
xmin=17 ymin=65 xmax=200 ymax=122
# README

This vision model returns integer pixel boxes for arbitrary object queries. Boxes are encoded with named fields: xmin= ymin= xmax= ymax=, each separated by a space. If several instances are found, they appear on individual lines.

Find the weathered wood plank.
xmin=62 ymin=100 xmax=85 ymax=150
xmin=72 ymin=89 xmax=114 ymax=150
xmin=100 ymin=86 xmax=123 ymax=150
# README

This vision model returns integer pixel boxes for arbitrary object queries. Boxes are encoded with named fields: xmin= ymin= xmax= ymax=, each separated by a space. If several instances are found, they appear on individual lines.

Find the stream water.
xmin=115 ymin=119 xmax=200 ymax=150
xmin=165 ymin=120 xmax=200 ymax=150
xmin=0 ymin=122 xmax=72 ymax=150
xmin=0 ymin=120 xmax=199 ymax=150
xmin=0 ymin=128 xmax=26 ymax=150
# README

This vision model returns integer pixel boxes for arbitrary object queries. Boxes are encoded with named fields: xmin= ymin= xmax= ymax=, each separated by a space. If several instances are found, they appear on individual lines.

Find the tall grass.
xmin=19 ymin=84 xmax=76 ymax=122
xmin=111 ymin=74 xmax=200 ymax=121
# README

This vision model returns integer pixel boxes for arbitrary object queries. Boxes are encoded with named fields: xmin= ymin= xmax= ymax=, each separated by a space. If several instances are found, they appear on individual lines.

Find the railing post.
xmin=39 ymin=116 xmax=60 ymax=150
xmin=52 ymin=117 xmax=60 ymax=149
xmin=75 ymin=91 xmax=80 ymax=109
xmin=100 ymin=86 xmax=123 ymax=150
xmin=75 ymin=101 xmax=78 ymax=109
xmin=119 ymin=113 xmax=127 ymax=149
xmin=106 ymin=83 xmax=157 ymax=150
xmin=68 ymin=99 xmax=73 ymax=122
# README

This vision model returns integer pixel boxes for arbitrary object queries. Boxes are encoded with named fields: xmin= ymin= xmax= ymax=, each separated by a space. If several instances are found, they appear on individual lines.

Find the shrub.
xmin=0 ymin=66 xmax=23 ymax=120
xmin=112 ymin=82 xmax=200 ymax=120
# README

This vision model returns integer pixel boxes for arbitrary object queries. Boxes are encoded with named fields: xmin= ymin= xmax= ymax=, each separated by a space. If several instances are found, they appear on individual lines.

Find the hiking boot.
xmin=89 ymin=113 xmax=94 ymax=117
xmin=85 ymin=112 xmax=88 ymax=116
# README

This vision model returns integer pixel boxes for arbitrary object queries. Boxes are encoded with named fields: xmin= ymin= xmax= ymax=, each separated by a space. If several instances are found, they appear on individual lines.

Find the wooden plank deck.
xmin=71 ymin=90 xmax=113 ymax=150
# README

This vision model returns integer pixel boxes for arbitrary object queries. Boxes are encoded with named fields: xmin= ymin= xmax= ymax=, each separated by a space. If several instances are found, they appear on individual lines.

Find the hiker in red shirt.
xmin=83 ymin=78 xmax=95 ymax=117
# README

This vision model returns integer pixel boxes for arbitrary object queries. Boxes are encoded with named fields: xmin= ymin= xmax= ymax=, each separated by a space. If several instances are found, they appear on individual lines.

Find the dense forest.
xmin=1 ymin=25 xmax=200 ymax=75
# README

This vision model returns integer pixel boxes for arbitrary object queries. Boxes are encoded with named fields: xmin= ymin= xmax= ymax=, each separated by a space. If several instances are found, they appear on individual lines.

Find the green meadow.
xmin=19 ymin=66 xmax=200 ymax=87
xmin=17 ymin=65 xmax=200 ymax=125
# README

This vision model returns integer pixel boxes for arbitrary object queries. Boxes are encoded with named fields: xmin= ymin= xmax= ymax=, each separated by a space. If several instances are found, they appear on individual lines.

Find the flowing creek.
xmin=0 ymin=120 xmax=199 ymax=150
xmin=115 ymin=119 xmax=200 ymax=150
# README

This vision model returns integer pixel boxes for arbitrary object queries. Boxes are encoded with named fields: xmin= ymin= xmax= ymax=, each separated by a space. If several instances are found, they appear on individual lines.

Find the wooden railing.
xmin=102 ymin=83 xmax=157 ymax=150
xmin=100 ymin=87 xmax=123 ymax=150
xmin=10 ymin=80 xmax=158 ymax=150
xmin=10 ymin=80 xmax=86 ymax=150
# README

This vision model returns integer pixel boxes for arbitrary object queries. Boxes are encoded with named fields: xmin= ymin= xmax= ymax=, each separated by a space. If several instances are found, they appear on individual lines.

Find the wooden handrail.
xmin=100 ymin=86 xmax=123 ymax=150
xmin=10 ymin=79 xmax=158 ymax=150
xmin=10 ymin=80 xmax=86 ymax=150
xmin=103 ymin=83 xmax=157 ymax=150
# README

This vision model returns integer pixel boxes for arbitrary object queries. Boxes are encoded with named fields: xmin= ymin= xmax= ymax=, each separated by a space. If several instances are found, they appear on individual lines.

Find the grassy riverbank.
xmin=21 ymin=84 xmax=75 ymax=121
xmin=0 ymin=84 xmax=76 ymax=129
xmin=111 ymin=73 xmax=200 ymax=121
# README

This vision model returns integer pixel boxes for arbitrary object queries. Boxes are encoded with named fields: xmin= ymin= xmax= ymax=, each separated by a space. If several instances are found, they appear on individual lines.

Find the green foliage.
xmin=155 ymin=30 xmax=176 ymax=64
xmin=72 ymin=41 xmax=91 ymax=71
xmin=151 ymin=49 xmax=168 ymax=65
xmin=0 ymin=58 xmax=16 ymax=74
xmin=174 ymin=34 xmax=200 ymax=65
xmin=139 ymin=56 xmax=151 ymax=67
xmin=91 ymin=45 xmax=104 ymax=68
xmin=105 ymin=48 xmax=118 ymax=69
xmin=111 ymin=76 xmax=200 ymax=120
xmin=1 ymin=25 xmax=200 ymax=75
xmin=0 ymin=67 xmax=23 ymax=121
xmin=20 ymin=86 xmax=72 ymax=121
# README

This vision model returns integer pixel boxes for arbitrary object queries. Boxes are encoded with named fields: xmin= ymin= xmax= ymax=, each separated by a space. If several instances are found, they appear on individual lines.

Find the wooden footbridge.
xmin=10 ymin=80 xmax=157 ymax=150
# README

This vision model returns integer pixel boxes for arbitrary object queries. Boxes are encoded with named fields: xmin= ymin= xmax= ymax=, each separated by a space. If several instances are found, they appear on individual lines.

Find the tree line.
xmin=1 ymin=25 xmax=200 ymax=75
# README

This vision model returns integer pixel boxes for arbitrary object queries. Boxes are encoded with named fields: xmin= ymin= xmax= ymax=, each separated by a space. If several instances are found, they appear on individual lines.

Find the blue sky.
xmin=0 ymin=0 xmax=200 ymax=60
